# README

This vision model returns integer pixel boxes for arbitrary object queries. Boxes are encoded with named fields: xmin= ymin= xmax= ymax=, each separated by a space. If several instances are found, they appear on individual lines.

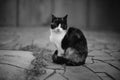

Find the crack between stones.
xmin=0 ymin=62 xmax=28 ymax=70
xmin=83 ymin=65 xmax=104 ymax=80
xmin=58 ymin=73 xmax=69 ymax=80
xmin=96 ymin=72 xmax=116 ymax=80
xmin=43 ymin=65 xmax=68 ymax=80
xmin=102 ymin=47 xmax=115 ymax=57
xmin=93 ymin=59 xmax=120 ymax=71
xmin=45 ymin=67 xmax=65 ymax=71
xmin=104 ymin=72 xmax=116 ymax=80
xmin=43 ymin=70 xmax=56 ymax=80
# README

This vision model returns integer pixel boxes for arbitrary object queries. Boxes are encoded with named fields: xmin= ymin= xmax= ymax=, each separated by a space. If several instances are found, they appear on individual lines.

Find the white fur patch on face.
xmin=53 ymin=24 xmax=62 ymax=33
xmin=50 ymin=24 xmax=67 ymax=56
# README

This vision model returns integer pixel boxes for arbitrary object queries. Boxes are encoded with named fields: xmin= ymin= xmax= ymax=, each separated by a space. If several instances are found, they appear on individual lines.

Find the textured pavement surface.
xmin=0 ymin=27 xmax=120 ymax=80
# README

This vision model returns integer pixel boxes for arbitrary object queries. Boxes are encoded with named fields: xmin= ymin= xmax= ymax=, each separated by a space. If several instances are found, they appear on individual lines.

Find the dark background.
xmin=0 ymin=0 xmax=120 ymax=30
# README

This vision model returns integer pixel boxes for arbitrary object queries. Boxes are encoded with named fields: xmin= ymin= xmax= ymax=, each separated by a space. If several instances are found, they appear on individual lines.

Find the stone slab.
xmin=46 ymin=73 xmax=67 ymax=80
xmin=0 ymin=50 xmax=34 ymax=68
xmin=64 ymin=66 xmax=101 ymax=80
xmin=0 ymin=50 xmax=35 ymax=80
xmin=105 ymin=60 xmax=120 ymax=70
xmin=93 ymin=56 xmax=115 ymax=61
xmin=86 ymin=61 xmax=120 ymax=80
xmin=0 ymin=65 xmax=26 ymax=80
xmin=110 ymin=52 xmax=120 ymax=59
xmin=88 ymin=50 xmax=110 ymax=57
xmin=96 ymin=73 xmax=113 ymax=80
xmin=38 ymin=69 xmax=55 ymax=80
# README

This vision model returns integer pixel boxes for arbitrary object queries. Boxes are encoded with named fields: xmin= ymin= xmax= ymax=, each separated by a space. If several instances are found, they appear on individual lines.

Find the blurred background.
xmin=0 ymin=0 xmax=120 ymax=30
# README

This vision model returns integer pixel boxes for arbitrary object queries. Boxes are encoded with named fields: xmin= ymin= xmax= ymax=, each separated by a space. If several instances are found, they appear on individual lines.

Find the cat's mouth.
xmin=54 ymin=29 xmax=61 ymax=33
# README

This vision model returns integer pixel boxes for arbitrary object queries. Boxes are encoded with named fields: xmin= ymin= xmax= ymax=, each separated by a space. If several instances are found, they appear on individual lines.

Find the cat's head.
xmin=50 ymin=14 xmax=68 ymax=33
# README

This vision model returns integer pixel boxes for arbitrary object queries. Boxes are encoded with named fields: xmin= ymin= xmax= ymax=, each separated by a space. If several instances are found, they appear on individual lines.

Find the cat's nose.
xmin=56 ymin=29 xmax=60 ymax=32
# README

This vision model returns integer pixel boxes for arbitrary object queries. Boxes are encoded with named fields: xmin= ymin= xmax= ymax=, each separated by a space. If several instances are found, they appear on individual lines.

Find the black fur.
xmin=51 ymin=15 xmax=88 ymax=66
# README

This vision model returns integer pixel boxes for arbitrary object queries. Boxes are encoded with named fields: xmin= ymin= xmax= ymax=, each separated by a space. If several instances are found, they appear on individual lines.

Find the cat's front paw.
xmin=52 ymin=50 xmax=58 ymax=59
xmin=54 ymin=50 xmax=58 ymax=55
xmin=53 ymin=50 xmax=64 ymax=57
xmin=57 ymin=51 xmax=64 ymax=56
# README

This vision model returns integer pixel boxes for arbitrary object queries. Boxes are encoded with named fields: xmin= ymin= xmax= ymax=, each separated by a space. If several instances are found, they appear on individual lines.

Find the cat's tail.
xmin=52 ymin=50 xmax=85 ymax=66
xmin=66 ymin=61 xmax=85 ymax=66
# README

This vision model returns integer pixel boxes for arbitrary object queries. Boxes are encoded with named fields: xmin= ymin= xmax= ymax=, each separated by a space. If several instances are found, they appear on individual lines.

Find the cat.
xmin=50 ymin=14 xmax=88 ymax=66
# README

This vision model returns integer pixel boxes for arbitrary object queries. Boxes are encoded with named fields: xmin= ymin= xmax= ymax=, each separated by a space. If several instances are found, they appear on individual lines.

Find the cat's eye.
xmin=51 ymin=23 xmax=57 ymax=29
xmin=61 ymin=24 xmax=67 ymax=30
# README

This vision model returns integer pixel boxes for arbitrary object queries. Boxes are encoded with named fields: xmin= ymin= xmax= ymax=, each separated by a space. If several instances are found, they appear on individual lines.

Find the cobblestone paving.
xmin=0 ymin=27 xmax=120 ymax=80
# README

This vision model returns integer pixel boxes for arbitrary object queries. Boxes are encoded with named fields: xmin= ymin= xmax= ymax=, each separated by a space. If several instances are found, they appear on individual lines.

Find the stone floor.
xmin=0 ymin=27 xmax=120 ymax=80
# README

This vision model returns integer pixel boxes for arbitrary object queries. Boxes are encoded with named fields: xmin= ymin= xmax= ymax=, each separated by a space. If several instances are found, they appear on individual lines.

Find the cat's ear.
xmin=63 ymin=14 xmax=68 ymax=20
xmin=51 ymin=14 xmax=56 ymax=22
xmin=52 ymin=14 xmax=56 ymax=19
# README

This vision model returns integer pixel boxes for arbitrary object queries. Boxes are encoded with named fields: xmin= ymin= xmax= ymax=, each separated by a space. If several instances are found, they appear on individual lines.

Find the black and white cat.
xmin=50 ymin=14 xmax=88 ymax=66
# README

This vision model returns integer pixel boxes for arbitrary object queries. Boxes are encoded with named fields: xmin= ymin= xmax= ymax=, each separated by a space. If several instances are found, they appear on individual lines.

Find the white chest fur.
xmin=50 ymin=29 xmax=66 ymax=56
